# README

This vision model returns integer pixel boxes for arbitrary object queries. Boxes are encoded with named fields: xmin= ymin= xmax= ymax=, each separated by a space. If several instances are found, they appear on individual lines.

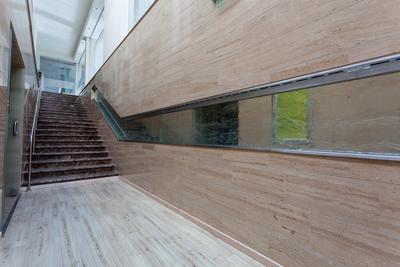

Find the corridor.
xmin=0 ymin=178 xmax=263 ymax=267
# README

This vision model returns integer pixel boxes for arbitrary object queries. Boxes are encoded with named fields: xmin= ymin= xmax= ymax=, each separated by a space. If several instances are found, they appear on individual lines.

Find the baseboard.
xmin=119 ymin=177 xmax=283 ymax=267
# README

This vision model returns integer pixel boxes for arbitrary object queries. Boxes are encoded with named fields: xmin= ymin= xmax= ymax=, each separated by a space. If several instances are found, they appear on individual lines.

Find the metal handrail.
xmin=27 ymin=75 xmax=43 ymax=191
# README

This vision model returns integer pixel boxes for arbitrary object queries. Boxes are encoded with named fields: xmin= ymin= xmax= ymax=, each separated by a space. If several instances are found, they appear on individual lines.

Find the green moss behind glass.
xmin=275 ymin=89 xmax=309 ymax=142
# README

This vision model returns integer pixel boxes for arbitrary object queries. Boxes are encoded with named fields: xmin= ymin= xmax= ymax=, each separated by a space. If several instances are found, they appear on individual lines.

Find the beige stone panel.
xmin=82 ymin=90 xmax=400 ymax=267
xmin=88 ymin=0 xmax=400 ymax=117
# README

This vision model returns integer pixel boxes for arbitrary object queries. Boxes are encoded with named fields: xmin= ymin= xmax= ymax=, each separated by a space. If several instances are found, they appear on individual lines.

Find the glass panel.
xmin=92 ymin=70 xmax=400 ymax=158
xmin=96 ymin=90 xmax=126 ymax=139
xmin=274 ymin=89 xmax=309 ymax=144
xmin=308 ymin=72 xmax=400 ymax=153
xmin=238 ymin=96 xmax=272 ymax=148
xmin=194 ymin=102 xmax=239 ymax=146
xmin=124 ymin=116 xmax=161 ymax=142
xmin=40 ymin=57 xmax=76 ymax=94
xmin=160 ymin=110 xmax=194 ymax=144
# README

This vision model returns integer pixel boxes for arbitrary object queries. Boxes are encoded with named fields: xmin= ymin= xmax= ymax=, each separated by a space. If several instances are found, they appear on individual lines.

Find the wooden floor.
xmin=0 ymin=178 xmax=263 ymax=267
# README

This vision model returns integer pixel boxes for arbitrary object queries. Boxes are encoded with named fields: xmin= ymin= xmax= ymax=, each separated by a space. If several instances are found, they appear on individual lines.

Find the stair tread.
xmin=35 ymin=145 xmax=105 ymax=148
xmin=25 ymin=163 xmax=115 ymax=174
xmin=39 ymin=115 xmax=91 ymax=119
xmin=39 ymin=115 xmax=93 ymax=122
xmin=33 ymin=150 xmax=110 ymax=156
xmin=40 ymin=110 xmax=87 ymax=113
xmin=37 ymin=125 xmax=97 ymax=129
xmin=36 ymin=134 xmax=100 ymax=137
xmin=36 ymin=129 xmax=98 ymax=132
xmin=35 ymin=139 xmax=104 ymax=142
xmin=39 ymin=114 xmax=89 ymax=117
xmin=35 ymin=136 xmax=100 ymax=139
xmin=25 ymin=172 xmax=118 ymax=185
xmin=38 ymin=120 xmax=95 ymax=125
xmin=32 ymin=157 xmax=112 ymax=164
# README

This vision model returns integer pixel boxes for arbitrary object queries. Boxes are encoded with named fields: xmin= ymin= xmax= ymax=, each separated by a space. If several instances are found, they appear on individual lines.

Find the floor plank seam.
xmin=119 ymin=177 xmax=283 ymax=267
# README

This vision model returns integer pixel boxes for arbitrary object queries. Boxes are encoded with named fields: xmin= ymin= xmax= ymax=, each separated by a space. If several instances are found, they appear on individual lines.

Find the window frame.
xmin=88 ymin=54 xmax=400 ymax=162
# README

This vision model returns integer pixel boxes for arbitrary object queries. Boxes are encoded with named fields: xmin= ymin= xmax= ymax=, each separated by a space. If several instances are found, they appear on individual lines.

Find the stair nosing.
xmin=25 ymin=163 xmax=115 ymax=174
xmin=33 ymin=150 xmax=110 ymax=156
xmin=32 ymin=157 xmax=112 ymax=164
xmin=25 ymin=172 xmax=119 ymax=185
xmin=36 ymin=129 xmax=98 ymax=133
xmin=35 ymin=139 xmax=104 ymax=142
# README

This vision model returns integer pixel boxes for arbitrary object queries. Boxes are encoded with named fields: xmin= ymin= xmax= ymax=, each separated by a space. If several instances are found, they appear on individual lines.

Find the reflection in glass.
xmin=124 ymin=116 xmax=160 ymax=142
xmin=93 ymin=70 xmax=400 ymax=157
xmin=161 ymin=110 xmax=194 ymax=144
xmin=238 ymin=96 xmax=272 ymax=148
xmin=195 ymin=102 xmax=239 ymax=146
xmin=309 ymin=72 xmax=400 ymax=153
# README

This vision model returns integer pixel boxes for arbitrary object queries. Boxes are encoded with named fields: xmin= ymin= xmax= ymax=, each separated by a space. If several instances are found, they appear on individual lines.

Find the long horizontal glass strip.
xmin=93 ymin=58 xmax=400 ymax=161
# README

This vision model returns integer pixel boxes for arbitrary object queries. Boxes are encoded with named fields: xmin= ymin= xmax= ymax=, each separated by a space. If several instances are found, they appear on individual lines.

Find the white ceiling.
xmin=35 ymin=0 xmax=93 ymax=62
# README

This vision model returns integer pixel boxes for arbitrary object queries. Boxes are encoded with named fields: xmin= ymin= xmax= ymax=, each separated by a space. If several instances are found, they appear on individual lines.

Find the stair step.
xmin=33 ymin=151 xmax=110 ymax=160
xmin=37 ymin=120 xmax=96 ymax=127
xmin=40 ymin=100 xmax=82 ymax=105
xmin=38 ymin=115 xmax=91 ymax=121
xmin=23 ymin=171 xmax=118 ymax=186
xmin=36 ymin=128 xmax=98 ymax=134
xmin=39 ymin=114 xmax=93 ymax=122
xmin=36 ymin=134 xmax=101 ymax=140
xmin=40 ymin=106 xmax=86 ymax=111
xmin=35 ymin=133 xmax=99 ymax=138
xmin=42 ymin=93 xmax=79 ymax=99
xmin=37 ymin=125 xmax=97 ymax=131
xmin=40 ymin=99 xmax=81 ymax=105
xmin=39 ymin=109 xmax=87 ymax=115
xmin=25 ymin=163 xmax=115 ymax=178
xmin=40 ymin=101 xmax=82 ymax=107
xmin=31 ymin=157 xmax=112 ymax=169
xmin=24 ymin=164 xmax=115 ymax=179
xmin=35 ymin=145 xmax=106 ymax=153
xmin=35 ymin=140 xmax=104 ymax=146
xmin=39 ymin=112 xmax=88 ymax=118
xmin=40 ymin=100 xmax=83 ymax=105
xmin=41 ymin=97 xmax=79 ymax=102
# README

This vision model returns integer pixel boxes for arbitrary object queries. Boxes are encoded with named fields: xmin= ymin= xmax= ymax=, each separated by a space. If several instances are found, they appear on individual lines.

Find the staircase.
xmin=24 ymin=91 xmax=117 ymax=185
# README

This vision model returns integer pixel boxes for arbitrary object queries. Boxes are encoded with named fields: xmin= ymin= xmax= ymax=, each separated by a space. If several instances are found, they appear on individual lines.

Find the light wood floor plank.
xmin=0 ymin=179 xmax=263 ymax=267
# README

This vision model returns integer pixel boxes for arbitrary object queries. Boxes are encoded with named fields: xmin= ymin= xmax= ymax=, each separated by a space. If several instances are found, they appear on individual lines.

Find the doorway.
xmin=0 ymin=25 xmax=26 ymax=234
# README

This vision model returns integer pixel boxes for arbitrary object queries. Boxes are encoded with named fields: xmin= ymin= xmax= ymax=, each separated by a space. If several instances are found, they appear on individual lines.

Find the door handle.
xmin=13 ymin=120 xmax=19 ymax=136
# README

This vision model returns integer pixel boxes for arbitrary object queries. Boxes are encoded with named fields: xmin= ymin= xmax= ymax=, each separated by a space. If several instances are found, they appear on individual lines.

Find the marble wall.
xmin=87 ymin=0 xmax=400 ymax=117
xmin=82 ymin=94 xmax=400 ymax=267
xmin=80 ymin=0 xmax=400 ymax=265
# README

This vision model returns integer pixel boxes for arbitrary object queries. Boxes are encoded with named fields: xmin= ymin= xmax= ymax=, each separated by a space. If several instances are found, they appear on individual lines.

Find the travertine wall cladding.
xmin=89 ymin=0 xmax=400 ymax=117
xmin=83 ymin=97 xmax=400 ymax=267
xmin=83 ymin=0 xmax=400 ymax=265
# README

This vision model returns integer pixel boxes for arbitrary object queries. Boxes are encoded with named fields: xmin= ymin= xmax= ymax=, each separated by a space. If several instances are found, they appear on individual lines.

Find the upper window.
xmin=129 ymin=0 xmax=155 ymax=29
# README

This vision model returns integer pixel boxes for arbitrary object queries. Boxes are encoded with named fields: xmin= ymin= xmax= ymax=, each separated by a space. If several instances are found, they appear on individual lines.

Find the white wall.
xmin=94 ymin=31 xmax=104 ymax=71
xmin=84 ymin=37 xmax=95 ymax=82
xmin=103 ymin=0 xmax=130 ymax=60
